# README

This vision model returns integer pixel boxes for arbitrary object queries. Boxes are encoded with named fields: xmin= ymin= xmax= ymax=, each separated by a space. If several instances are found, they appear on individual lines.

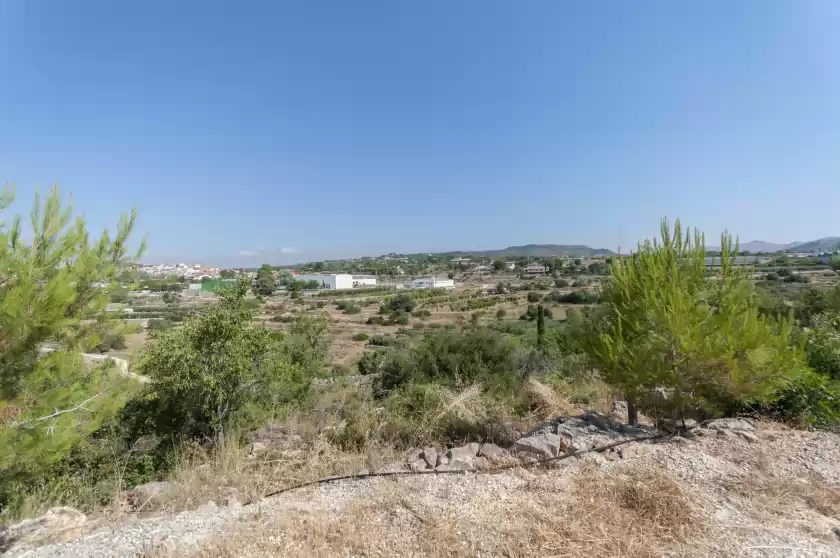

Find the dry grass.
xmin=152 ymin=464 xmax=705 ymax=558
xmin=724 ymin=470 xmax=840 ymax=521
xmin=504 ymin=465 xmax=706 ymax=557
xmin=526 ymin=377 xmax=577 ymax=419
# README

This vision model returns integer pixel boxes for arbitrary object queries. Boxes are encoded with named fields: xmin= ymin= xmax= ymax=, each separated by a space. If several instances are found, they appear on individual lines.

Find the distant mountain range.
xmin=437 ymin=244 xmax=614 ymax=258
xmin=705 ymin=238 xmax=840 ymax=254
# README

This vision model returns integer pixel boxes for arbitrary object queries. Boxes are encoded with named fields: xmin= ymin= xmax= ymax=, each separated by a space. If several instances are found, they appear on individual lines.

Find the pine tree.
xmin=585 ymin=219 xmax=802 ymax=425
xmin=0 ymin=187 xmax=143 ymax=480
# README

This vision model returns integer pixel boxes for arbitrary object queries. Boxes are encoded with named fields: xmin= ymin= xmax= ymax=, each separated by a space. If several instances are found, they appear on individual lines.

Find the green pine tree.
xmin=585 ymin=219 xmax=802 ymax=425
xmin=0 ymin=186 xmax=144 ymax=483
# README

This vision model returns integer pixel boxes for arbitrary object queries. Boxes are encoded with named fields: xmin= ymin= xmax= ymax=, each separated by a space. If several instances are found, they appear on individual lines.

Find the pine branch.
xmin=11 ymin=392 xmax=104 ymax=429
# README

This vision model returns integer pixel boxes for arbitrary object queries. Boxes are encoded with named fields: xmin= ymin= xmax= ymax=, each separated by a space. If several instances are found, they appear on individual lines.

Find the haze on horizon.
xmin=2 ymin=1 xmax=840 ymax=268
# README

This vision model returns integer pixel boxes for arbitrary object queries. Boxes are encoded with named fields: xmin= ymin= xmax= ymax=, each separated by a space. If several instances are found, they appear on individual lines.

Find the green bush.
xmin=381 ymin=294 xmax=417 ymax=314
xmin=366 ymin=315 xmax=385 ymax=325
xmin=412 ymin=309 xmax=432 ymax=318
xmin=373 ymin=328 xmax=524 ymax=398
xmin=526 ymin=292 xmax=541 ymax=303
xmin=385 ymin=310 xmax=410 ymax=326
xmin=352 ymin=332 xmax=369 ymax=342
xmin=130 ymin=280 xmax=312 ymax=444
xmin=357 ymin=350 xmax=387 ymax=375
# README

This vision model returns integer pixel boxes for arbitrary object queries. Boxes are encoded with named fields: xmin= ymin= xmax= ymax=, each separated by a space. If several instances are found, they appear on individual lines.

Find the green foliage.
xmin=805 ymin=313 xmax=840 ymax=380
xmin=133 ymin=279 xmax=311 ymax=443
xmin=0 ymin=187 xmax=144 ymax=511
xmin=585 ymin=219 xmax=803 ymax=423
xmin=382 ymin=293 xmax=417 ymax=314
xmin=771 ymin=368 xmax=840 ymax=429
xmin=357 ymin=350 xmax=387 ymax=375
xmin=554 ymin=278 xmax=570 ymax=288
xmin=385 ymin=310 xmax=410 ymax=326
xmin=830 ymin=256 xmax=840 ymax=273
xmin=373 ymin=328 xmax=524 ymax=398
xmin=412 ymin=309 xmax=432 ymax=318
xmin=336 ymin=300 xmax=361 ymax=314
xmin=527 ymin=291 xmax=541 ymax=303
xmin=352 ymin=332 xmax=370 ymax=342
xmin=496 ymin=308 xmax=506 ymax=320
xmin=253 ymin=264 xmax=276 ymax=297
xmin=520 ymin=304 xmax=553 ymax=321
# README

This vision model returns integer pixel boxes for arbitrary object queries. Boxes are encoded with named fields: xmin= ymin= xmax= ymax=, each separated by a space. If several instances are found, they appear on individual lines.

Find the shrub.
xmin=374 ymin=328 xmax=524 ymax=398
xmin=357 ymin=350 xmax=387 ymax=375
xmin=496 ymin=308 xmax=506 ymax=319
xmin=585 ymin=220 xmax=802 ymax=424
xmin=385 ymin=310 xmax=410 ymax=326
xmin=368 ymin=334 xmax=400 ymax=347
xmin=351 ymin=332 xmax=369 ymax=342
xmin=411 ymin=309 xmax=431 ymax=318
xmin=132 ymin=280 xmax=312 ymax=444
xmin=381 ymin=294 xmax=417 ymax=314
xmin=527 ymin=291 xmax=541 ymax=303
xmin=366 ymin=315 xmax=385 ymax=325
xmin=554 ymin=278 xmax=570 ymax=288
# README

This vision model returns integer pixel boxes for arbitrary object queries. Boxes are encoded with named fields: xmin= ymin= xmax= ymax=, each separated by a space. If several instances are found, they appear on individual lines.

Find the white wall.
xmin=410 ymin=277 xmax=455 ymax=289
xmin=295 ymin=274 xmax=367 ymax=290
xmin=351 ymin=276 xmax=377 ymax=288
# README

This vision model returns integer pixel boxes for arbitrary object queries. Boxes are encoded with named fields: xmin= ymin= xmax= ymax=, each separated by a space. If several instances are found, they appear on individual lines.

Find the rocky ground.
xmin=4 ymin=416 xmax=840 ymax=557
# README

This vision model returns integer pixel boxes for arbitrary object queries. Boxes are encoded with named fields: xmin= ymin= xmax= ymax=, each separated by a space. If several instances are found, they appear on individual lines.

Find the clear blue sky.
xmin=2 ymin=1 xmax=839 ymax=266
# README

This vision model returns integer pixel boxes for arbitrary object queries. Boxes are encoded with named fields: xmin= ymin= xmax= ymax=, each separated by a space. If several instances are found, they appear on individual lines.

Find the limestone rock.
xmin=619 ymin=443 xmax=652 ymax=460
xmin=132 ymin=481 xmax=179 ymax=508
xmin=705 ymin=418 xmax=754 ymax=432
xmin=736 ymin=430 xmax=759 ymax=443
xmin=421 ymin=447 xmax=439 ymax=469
xmin=524 ymin=421 xmax=558 ymax=437
xmin=513 ymin=432 xmax=568 ymax=460
xmin=1 ymin=507 xmax=86 ymax=551
xmin=583 ymin=412 xmax=612 ymax=431
xmin=446 ymin=443 xmax=480 ymax=465
xmin=478 ymin=443 xmax=508 ymax=460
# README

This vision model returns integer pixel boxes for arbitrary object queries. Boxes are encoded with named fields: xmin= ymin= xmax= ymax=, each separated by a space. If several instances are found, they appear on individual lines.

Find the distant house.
xmin=522 ymin=264 xmax=547 ymax=276
xmin=505 ymin=262 xmax=516 ymax=271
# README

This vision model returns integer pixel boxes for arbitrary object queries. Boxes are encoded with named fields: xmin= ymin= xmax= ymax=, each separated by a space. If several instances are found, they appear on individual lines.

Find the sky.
xmin=2 ymin=1 xmax=840 ymax=267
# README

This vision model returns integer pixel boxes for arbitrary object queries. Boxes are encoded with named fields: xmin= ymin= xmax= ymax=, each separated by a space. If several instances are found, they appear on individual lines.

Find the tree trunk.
xmin=626 ymin=396 xmax=638 ymax=426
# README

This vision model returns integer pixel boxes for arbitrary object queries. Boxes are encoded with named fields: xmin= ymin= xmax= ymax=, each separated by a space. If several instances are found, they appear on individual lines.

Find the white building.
xmin=294 ymin=274 xmax=377 ymax=290
xmin=410 ymin=277 xmax=455 ymax=289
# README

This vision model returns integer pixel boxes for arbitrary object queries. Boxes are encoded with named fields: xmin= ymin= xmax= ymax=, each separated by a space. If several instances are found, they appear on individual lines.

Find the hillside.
xmin=439 ymin=244 xmax=614 ymax=258
xmin=787 ymin=237 xmax=840 ymax=253
xmin=737 ymin=240 xmax=803 ymax=253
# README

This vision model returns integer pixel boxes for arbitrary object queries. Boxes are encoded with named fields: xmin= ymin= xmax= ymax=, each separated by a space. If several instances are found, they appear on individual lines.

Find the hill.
xmin=439 ymin=244 xmax=614 ymax=258
xmin=786 ymin=237 xmax=840 ymax=253
xmin=737 ymin=240 xmax=803 ymax=253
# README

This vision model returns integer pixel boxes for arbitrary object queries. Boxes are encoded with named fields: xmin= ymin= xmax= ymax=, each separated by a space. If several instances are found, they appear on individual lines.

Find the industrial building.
xmin=409 ymin=277 xmax=455 ymax=289
xmin=294 ymin=274 xmax=377 ymax=290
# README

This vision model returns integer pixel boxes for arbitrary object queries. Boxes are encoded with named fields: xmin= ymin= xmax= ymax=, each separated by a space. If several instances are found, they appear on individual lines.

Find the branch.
xmin=12 ymin=392 xmax=104 ymax=429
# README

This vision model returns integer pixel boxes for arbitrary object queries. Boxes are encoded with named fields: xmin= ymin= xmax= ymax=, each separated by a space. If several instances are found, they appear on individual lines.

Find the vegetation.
xmin=253 ymin=264 xmax=276 ymax=297
xmin=584 ymin=220 xmax=802 ymax=425
xmin=0 ymin=188 xmax=144 ymax=516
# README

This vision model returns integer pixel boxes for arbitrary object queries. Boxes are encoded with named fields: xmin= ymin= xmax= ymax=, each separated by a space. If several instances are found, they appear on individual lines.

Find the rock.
xmin=446 ymin=443 xmax=480 ymax=465
xmin=406 ymin=448 xmax=423 ymax=463
xmin=736 ymin=430 xmax=759 ymax=443
xmin=437 ymin=454 xmax=449 ymax=467
xmin=705 ymin=418 xmax=754 ymax=432
xmin=198 ymin=501 xmax=218 ymax=513
xmin=473 ymin=457 xmax=490 ymax=469
xmin=513 ymin=432 xmax=569 ymax=460
xmin=583 ymin=413 xmax=612 ymax=431
xmin=2 ymin=507 xmax=86 ymax=550
xmin=671 ymin=435 xmax=693 ymax=445
xmin=523 ymin=421 xmax=558 ymax=437
xmin=437 ymin=460 xmax=472 ymax=472
xmin=663 ymin=418 xmax=698 ymax=433
xmin=570 ymin=438 xmax=593 ymax=453
xmin=619 ymin=443 xmax=652 ymax=460
xmin=604 ymin=449 xmax=620 ymax=461
xmin=487 ymin=422 xmax=527 ymax=447
xmin=478 ymin=443 xmax=508 ymax=460
xmin=549 ymin=456 xmax=580 ymax=470
xmin=132 ymin=481 xmax=178 ymax=508
xmin=249 ymin=441 xmax=269 ymax=456
xmin=252 ymin=423 xmax=303 ymax=448
xmin=421 ymin=447 xmax=439 ymax=469
xmin=561 ymin=417 xmax=589 ymax=430
xmin=618 ymin=424 xmax=647 ymax=436
xmin=408 ymin=458 xmax=429 ymax=472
